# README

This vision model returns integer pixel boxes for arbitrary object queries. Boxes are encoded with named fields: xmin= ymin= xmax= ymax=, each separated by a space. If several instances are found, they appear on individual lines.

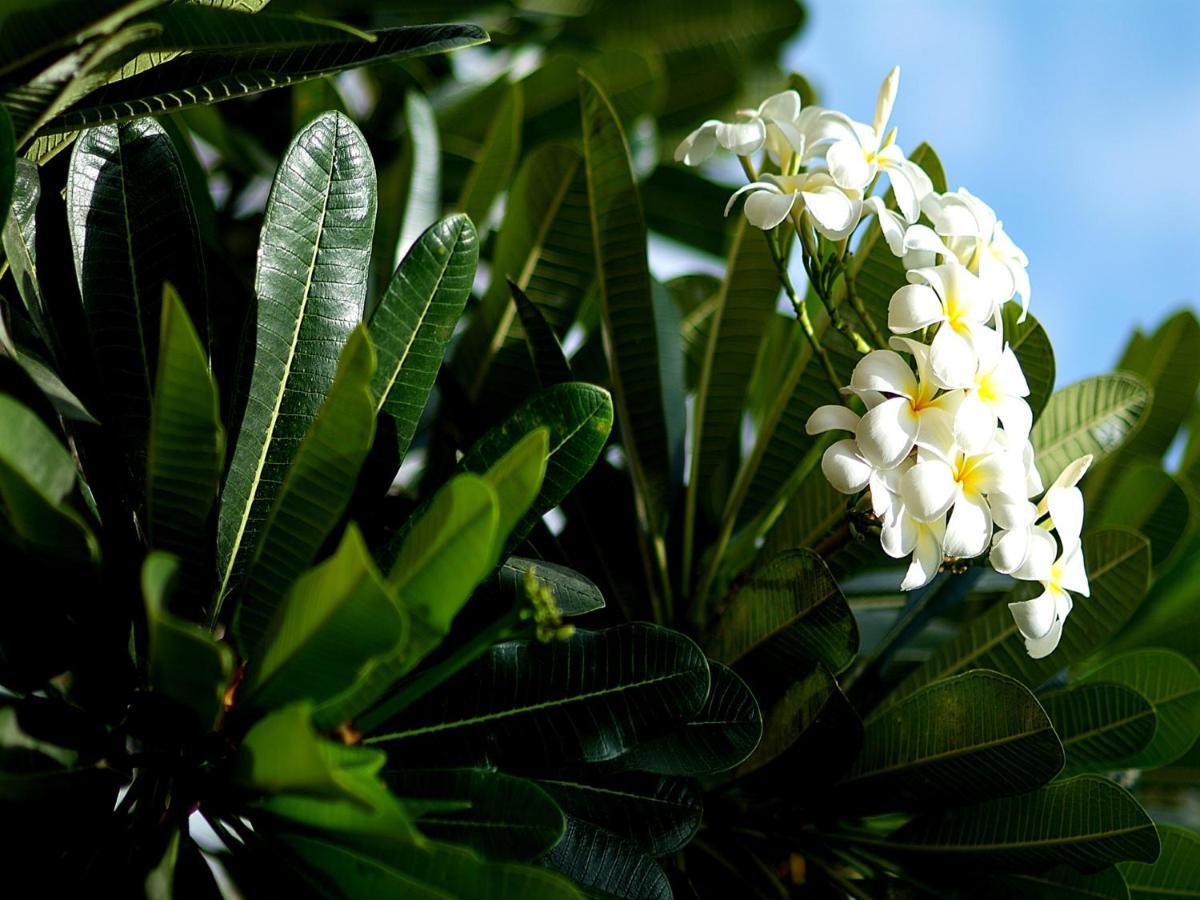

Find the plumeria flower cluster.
xmin=677 ymin=66 xmax=1084 ymax=658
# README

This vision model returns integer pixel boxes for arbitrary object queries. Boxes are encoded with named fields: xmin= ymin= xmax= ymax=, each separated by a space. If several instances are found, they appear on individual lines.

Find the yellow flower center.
xmin=976 ymin=370 xmax=1002 ymax=404
xmin=953 ymin=454 xmax=984 ymax=495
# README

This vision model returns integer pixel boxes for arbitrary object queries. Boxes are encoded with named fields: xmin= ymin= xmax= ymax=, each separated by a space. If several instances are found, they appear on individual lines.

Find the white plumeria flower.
xmin=922 ymin=187 xmax=1031 ymax=317
xmin=954 ymin=330 xmax=1032 ymax=454
xmin=888 ymin=262 xmax=999 ymax=390
xmin=1006 ymin=484 xmax=1089 ymax=658
xmin=993 ymin=429 xmax=1045 ymax=497
xmin=864 ymin=196 xmax=950 ymax=270
xmin=989 ymin=498 xmax=1042 ymax=575
xmin=726 ymin=172 xmax=863 ymax=240
xmin=1037 ymin=454 xmax=1092 ymax=516
xmin=675 ymin=90 xmax=812 ymax=166
xmin=900 ymin=441 xmax=1027 ymax=560
xmin=878 ymin=477 xmax=948 ymax=590
xmin=805 ymin=402 xmax=885 ymax=496
xmin=825 ymin=66 xmax=932 ymax=222
xmin=846 ymin=341 xmax=958 ymax=470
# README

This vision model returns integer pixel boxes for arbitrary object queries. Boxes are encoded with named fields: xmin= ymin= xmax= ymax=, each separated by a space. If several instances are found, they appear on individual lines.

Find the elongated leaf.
xmin=642 ymin=166 xmax=728 ymax=257
xmin=146 ymin=285 xmax=224 ymax=611
xmin=884 ymin=775 xmax=1159 ymax=871
xmin=1003 ymin=304 xmax=1055 ymax=423
xmin=0 ymin=393 xmax=97 ymax=561
xmin=1081 ymin=649 xmax=1200 ymax=768
xmin=605 ymin=661 xmax=761 ymax=776
xmin=142 ymin=553 xmax=233 ymax=731
xmin=495 ymin=558 xmax=605 ymax=617
xmin=1119 ymin=825 xmax=1200 ymax=900
xmin=1094 ymin=462 xmax=1195 ymax=568
xmin=233 ymin=328 xmax=377 ymax=655
xmin=37 ymin=25 xmax=490 ymax=135
xmin=386 ymin=768 xmax=564 ymax=861
xmin=981 ymin=865 xmax=1132 ymax=900
xmin=2 ymin=161 xmax=52 ymax=349
xmin=1031 ymin=374 xmax=1151 ymax=484
xmin=320 ymin=475 xmax=499 ymax=728
xmin=478 ymin=428 xmax=548 ymax=561
xmin=887 ymin=530 xmax=1150 ymax=707
xmin=240 ymin=526 xmax=406 ymax=714
xmin=543 ymin=818 xmax=670 ymax=900
xmin=216 ymin=111 xmax=375 ymax=613
xmin=840 ymin=670 xmax=1063 ymax=811
xmin=0 ymin=0 xmax=163 ymax=81
xmin=580 ymin=73 xmax=674 ymax=537
xmin=458 ymin=82 xmax=521 ymax=230
xmin=511 ymin=280 xmax=573 ymax=386
xmin=67 ymin=116 xmax=207 ymax=495
xmin=282 ymin=833 xmax=582 ymax=900
xmin=1114 ymin=310 xmax=1200 ymax=459
xmin=536 ymin=773 xmax=701 ymax=856
xmin=365 ymin=624 xmax=710 ymax=770
xmin=0 ymin=105 xmax=13 ymax=226
xmin=393 ymin=91 xmax=441 ymax=265
xmin=707 ymin=549 xmax=858 ymax=683
xmin=370 ymin=214 xmax=477 ymax=462
xmin=457 ymin=382 xmax=614 ymax=557
xmin=1040 ymin=682 xmax=1156 ymax=772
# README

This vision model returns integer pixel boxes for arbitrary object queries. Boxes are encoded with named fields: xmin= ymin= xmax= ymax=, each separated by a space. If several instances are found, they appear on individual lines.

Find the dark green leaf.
xmin=511 ymin=279 xmax=574 ymax=386
xmin=543 ymin=818 xmax=670 ymax=900
xmin=365 ymin=624 xmax=710 ymax=770
xmin=370 ymin=214 xmax=478 ymax=463
xmin=1040 ymin=682 xmax=1156 ymax=773
xmin=840 ymin=670 xmax=1063 ymax=811
xmin=458 ymin=82 xmax=522 ymax=231
xmin=707 ymin=549 xmax=859 ymax=682
xmin=0 ymin=104 xmax=13 ymax=226
xmin=536 ymin=773 xmax=701 ymax=856
xmin=67 ymin=116 xmax=207 ymax=496
xmin=386 ymin=768 xmax=564 ymax=861
xmin=216 ymin=111 xmax=375 ymax=614
xmin=495 ymin=558 xmax=606 ymax=617
xmin=1081 ymin=649 xmax=1200 ymax=768
xmin=1093 ymin=462 xmax=1196 ymax=568
xmin=1113 ymin=309 xmax=1200 ymax=459
xmin=884 ymin=775 xmax=1160 ymax=872
xmin=1003 ymin=304 xmax=1055 ymax=423
xmin=234 ymin=327 xmax=377 ymax=656
xmin=2 ymin=160 xmax=52 ymax=350
xmin=1031 ymin=374 xmax=1151 ymax=484
xmin=980 ymin=865 xmax=1131 ymax=900
xmin=1119 ymin=825 xmax=1200 ymax=900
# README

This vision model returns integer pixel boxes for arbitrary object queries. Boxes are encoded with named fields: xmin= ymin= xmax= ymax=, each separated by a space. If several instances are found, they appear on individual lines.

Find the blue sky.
xmin=784 ymin=0 xmax=1200 ymax=385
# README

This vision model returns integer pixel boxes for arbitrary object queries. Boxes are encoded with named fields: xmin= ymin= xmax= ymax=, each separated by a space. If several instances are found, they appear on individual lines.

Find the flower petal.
xmin=856 ymin=396 xmax=919 ymax=469
xmin=902 ymin=518 xmax=946 ymax=590
xmin=990 ymin=525 xmax=1030 ymax=574
xmin=881 ymin=511 xmax=917 ymax=559
xmin=930 ymin=324 xmax=979 ymax=389
xmin=1024 ymin=611 xmax=1066 ymax=659
xmin=902 ymin=459 xmax=958 ymax=521
xmin=1058 ymin=543 xmax=1090 ymax=597
xmin=1013 ymin=527 xmax=1057 ymax=581
xmin=806 ymin=404 xmax=860 ymax=435
xmin=954 ymin=391 xmax=997 ymax=455
xmin=850 ymin=350 xmax=918 ymax=397
xmin=943 ymin=492 xmax=992 ymax=558
xmin=1047 ymin=485 xmax=1084 ymax=550
xmin=996 ymin=396 xmax=1033 ymax=447
xmin=758 ymin=89 xmax=802 ymax=122
xmin=675 ymin=121 xmax=720 ymax=166
xmin=1008 ymin=589 xmax=1056 ymax=640
xmin=716 ymin=119 xmax=767 ymax=156
xmin=915 ymin=406 xmax=957 ymax=458
xmin=827 ymin=138 xmax=873 ymax=190
xmin=743 ymin=189 xmax=797 ymax=230
xmin=822 ymin=439 xmax=872 ymax=494
xmin=888 ymin=284 xmax=943 ymax=333
xmin=873 ymin=66 xmax=900 ymax=135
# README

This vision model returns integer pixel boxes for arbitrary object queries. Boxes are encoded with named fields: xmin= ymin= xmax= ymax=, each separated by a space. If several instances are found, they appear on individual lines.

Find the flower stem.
xmin=841 ymin=254 xmax=888 ymax=349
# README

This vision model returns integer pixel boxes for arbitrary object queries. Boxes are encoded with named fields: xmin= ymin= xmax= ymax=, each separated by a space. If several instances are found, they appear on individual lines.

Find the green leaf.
xmin=2 ymin=160 xmax=52 ymax=350
xmin=457 ymin=382 xmax=614 ymax=557
xmin=216 ymin=111 xmax=375 ymax=614
xmin=840 ymin=670 xmax=1063 ymax=812
xmin=494 ymin=558 xmax=605 ymax=617
xmin=1040 ymin=682 xmax=1156 ymax=773
xmin=370 ymin=214 xmax=478 ymax=463
xmin=1030 ymin=374 xmax=1151 ymax=484
xmin=240 ymin=525 xmax=406 ymax=715
xmin=887 ymin=530 xmax=1150 ymax=707
xmin=707 ymin=549 xmax=859 ymax=682
xmin=580 ymin=72 xmax=674 ymax=540
xmin=146 ymin=285 xmax=224 ymax=612
xmin=604 ymin=660 xmax=761 ymax=776
xmin=684 ymin=218 xmax=782 ymax=579
xmin=1119 ymin=825 xmax=1200 ymax=900
xmin=0 ymin=105 xmax=13 ymax=226
xmin=511 ymin=279 xmax=574 ymax=387
xmin=884 ymin=775 xmax=1160 ymax=872
xmin=320 ymin=475 xmax=499 ymax=728
xmin=1081 ymin=649 xmax=1200 ymax=768
xmin=392 ymin=91 xmax=441 ymax=266
xmin=642 ymin=166 xmax=729 ymax=257
xmin=365 ymin=624 xmax=711 ymax=770
xmin=386 ymin=768 xmax=564 ymax=861
xmin=67 ymin=116 xmax=208 ymax=496
xmin=37 ymin=25 xmax=490 ymax=135
xmin=457 ymin=82 xmax=522 ymax=231
xmin=0 ymin=393 xmax=97 ymax=561
xmin=1113 ymin=310 xmax=1200 ymax=459
xmin=536 ymin=773 xmax=701 ymax=856
xmin=543 ymin=818 xmax=670 ymax=900
xmin=478 ymin=427 xmax=548 ymax=561
xmin=981 ymin=865 xmax=1132 ymax=900
xmin=281 ymin=833 xmax=583 ymax=900
xmin=1093 ymin=462 xmax=1196 ymax=568
xmin=1003 ymin=304 xmax=1055 ymax=423
xmin=142 ymin=553 xmax=233 ymax=730
xmin=234 ymin=327 xmax=377 ymax=656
